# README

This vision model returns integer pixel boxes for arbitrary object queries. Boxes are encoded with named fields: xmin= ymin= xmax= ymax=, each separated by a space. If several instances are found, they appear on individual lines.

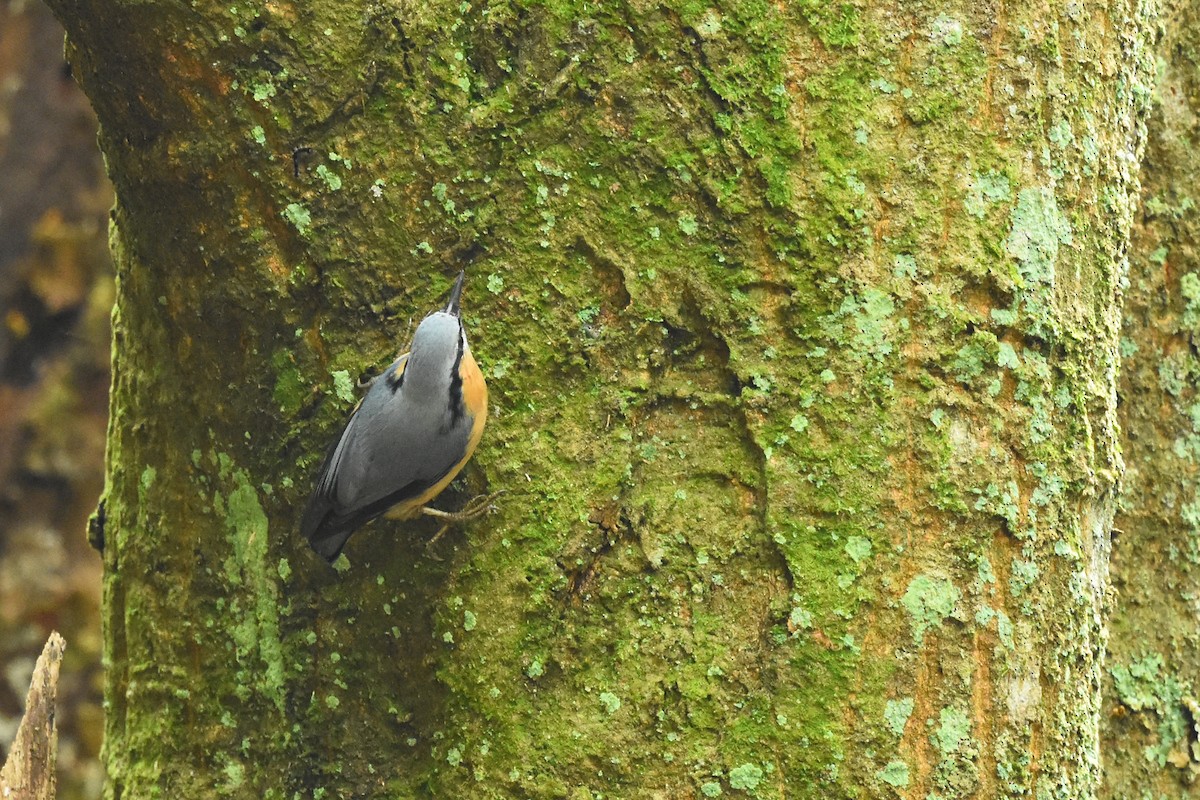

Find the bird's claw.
xmin=421 ymin=491 xmax=507 ymax=549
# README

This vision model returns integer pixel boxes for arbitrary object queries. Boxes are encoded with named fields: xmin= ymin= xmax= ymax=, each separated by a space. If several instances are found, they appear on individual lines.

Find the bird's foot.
xmin=422 ymin=491 xmax=506 ymax=546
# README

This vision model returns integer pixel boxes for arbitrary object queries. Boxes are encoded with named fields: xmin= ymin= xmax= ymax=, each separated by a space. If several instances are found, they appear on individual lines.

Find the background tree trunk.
xmin=1102 ymin=0 xmax=1200 ymax=792
xmin=46 ymin=0 xmax=1160 ymax=797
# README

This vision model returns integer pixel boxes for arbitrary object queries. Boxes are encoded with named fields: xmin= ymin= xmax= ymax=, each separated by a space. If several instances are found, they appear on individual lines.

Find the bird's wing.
xmin=300 ymin=354 xmax=412 ymax=558
xmin=300 ymin=353 xmax=475 ymax=562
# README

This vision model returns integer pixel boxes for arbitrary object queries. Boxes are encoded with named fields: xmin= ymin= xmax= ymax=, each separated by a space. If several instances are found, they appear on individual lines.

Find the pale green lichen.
xmin=283 ymin=202 xmax=312 ymax=234
xmin=695 ymin=9 xmax=722 ymax=37
xmin=315 ymin=164 xmax=342 ymax=191
xmin=884 ymin=697 xmax=914 ymax=736
xmin=951 ymin=332 xmax=998 ymax=384
xmin=964 ymin=171 xmax=1011 ymax=218
xmin=893 ymin=254 xmax=917 ymax=280
xmin=901 ymin=573 xmax=961 ymax=644
xmin=1110 ymin=654 xmax=1191 ymax=766
xmin=728 ymin=763 xmax=763 ymax=792
xmin=677 ymin=212 xmax=699 ymax=236
xmin=877 ymin=759 xmax=909 ymax=788
xmin=599 ymin=692 xmax=621 ymax=714
xmin=788 ymin=606 xmax=813 ymax=631
xmin=826 ymin=288 xmax=897 ymax=364
xmin=997 ymin=342 xmax=1020 ymax=369
xmin=220 ymin=758 xmax=245 ymax=790
xmin=931 ymin=706 xmax=972 ymax=755
xmin=1009 ymin=558 xmax=1040 ymax=596
xmin=844 ymin=536 xmax=872 ymax=564
xmin=220 ymin=464 xmax=285 ymax=711
xmin=331 ymin=370 xmax=355 ymax=404
xmin=930 ymin=14 xmax=965 ymax=47
xmin=1180 ymin=272 xmax=1200 ymax=328
xmin=1004 ymin=187 xmax=1072 ymax=335
xmin=251 ymin=80 xmax=276 ymax=103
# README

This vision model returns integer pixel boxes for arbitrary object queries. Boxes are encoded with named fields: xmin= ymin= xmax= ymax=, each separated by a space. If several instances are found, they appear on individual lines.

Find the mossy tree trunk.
xmin=49 ymin=0 xmax=1160 ymax=797
xmin=1102 ymin=0 xmax=1200 ymax=792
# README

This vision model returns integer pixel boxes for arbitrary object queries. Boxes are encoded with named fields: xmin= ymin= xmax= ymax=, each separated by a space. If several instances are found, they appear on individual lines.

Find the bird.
xmin=300 ymin=271 xmax=496 ymax=562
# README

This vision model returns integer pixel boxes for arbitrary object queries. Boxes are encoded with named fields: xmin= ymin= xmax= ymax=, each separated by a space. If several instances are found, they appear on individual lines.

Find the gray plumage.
xmin=301 ymin=307 xmax=474 ymax=562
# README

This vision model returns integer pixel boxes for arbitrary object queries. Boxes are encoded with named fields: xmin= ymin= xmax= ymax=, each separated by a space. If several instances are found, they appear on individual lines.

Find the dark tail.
xmin=301 ymin=479 xmax=430 ymax=564
xmin=300 ymin=496 xmax=357 ymax=564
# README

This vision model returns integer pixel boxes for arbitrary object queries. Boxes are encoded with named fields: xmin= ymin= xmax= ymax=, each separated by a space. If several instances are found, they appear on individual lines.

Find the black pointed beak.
xmin=445 ymin=270 xmax=466 ymax=316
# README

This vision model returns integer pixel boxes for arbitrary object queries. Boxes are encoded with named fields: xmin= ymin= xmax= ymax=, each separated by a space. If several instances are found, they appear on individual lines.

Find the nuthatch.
xmin=301 ymin=271 xmax=494 ymax=562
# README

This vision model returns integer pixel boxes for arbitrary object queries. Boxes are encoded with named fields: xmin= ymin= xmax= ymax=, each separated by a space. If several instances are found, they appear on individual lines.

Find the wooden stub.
xmin=0 ymin=632 xmax=66 ymax=800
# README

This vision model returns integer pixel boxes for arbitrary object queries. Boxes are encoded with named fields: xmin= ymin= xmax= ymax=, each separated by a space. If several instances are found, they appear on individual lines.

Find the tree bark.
xmin=47 ymin=0 xmax=1159 ymax=797
xmin=1103 ymin=0 xmax=1200 ymax=791
xmin=1 ymin=633 xmax=66 ymax=800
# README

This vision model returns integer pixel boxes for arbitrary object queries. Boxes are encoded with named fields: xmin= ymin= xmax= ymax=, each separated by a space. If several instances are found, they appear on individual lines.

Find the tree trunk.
xmin=48 ymin=0 xmax=1159 ymax=796
xmin=1102 ymin=0 xmax=1200 ymax=791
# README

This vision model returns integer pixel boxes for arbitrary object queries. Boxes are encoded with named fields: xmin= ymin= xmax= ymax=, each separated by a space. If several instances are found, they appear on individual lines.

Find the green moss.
xmin=71 ymin=0 xmax=1157 ymax=793
xmin=796 ymin=0 xmax=860 ymax=48
xmin=221 ymin=463 xmax=285 ymax=712
xmin=271 ymin=349 xmax=305 ymax=415
xmin=950 ymin=331 xmax=998 ymax=384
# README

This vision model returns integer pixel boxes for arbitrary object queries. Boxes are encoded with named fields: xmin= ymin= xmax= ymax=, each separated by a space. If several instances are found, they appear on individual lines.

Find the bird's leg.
xmin=421 ymin=491 xmax=506 ymax=546
xmin=422 ymin=491 xmax=506 ymax=522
